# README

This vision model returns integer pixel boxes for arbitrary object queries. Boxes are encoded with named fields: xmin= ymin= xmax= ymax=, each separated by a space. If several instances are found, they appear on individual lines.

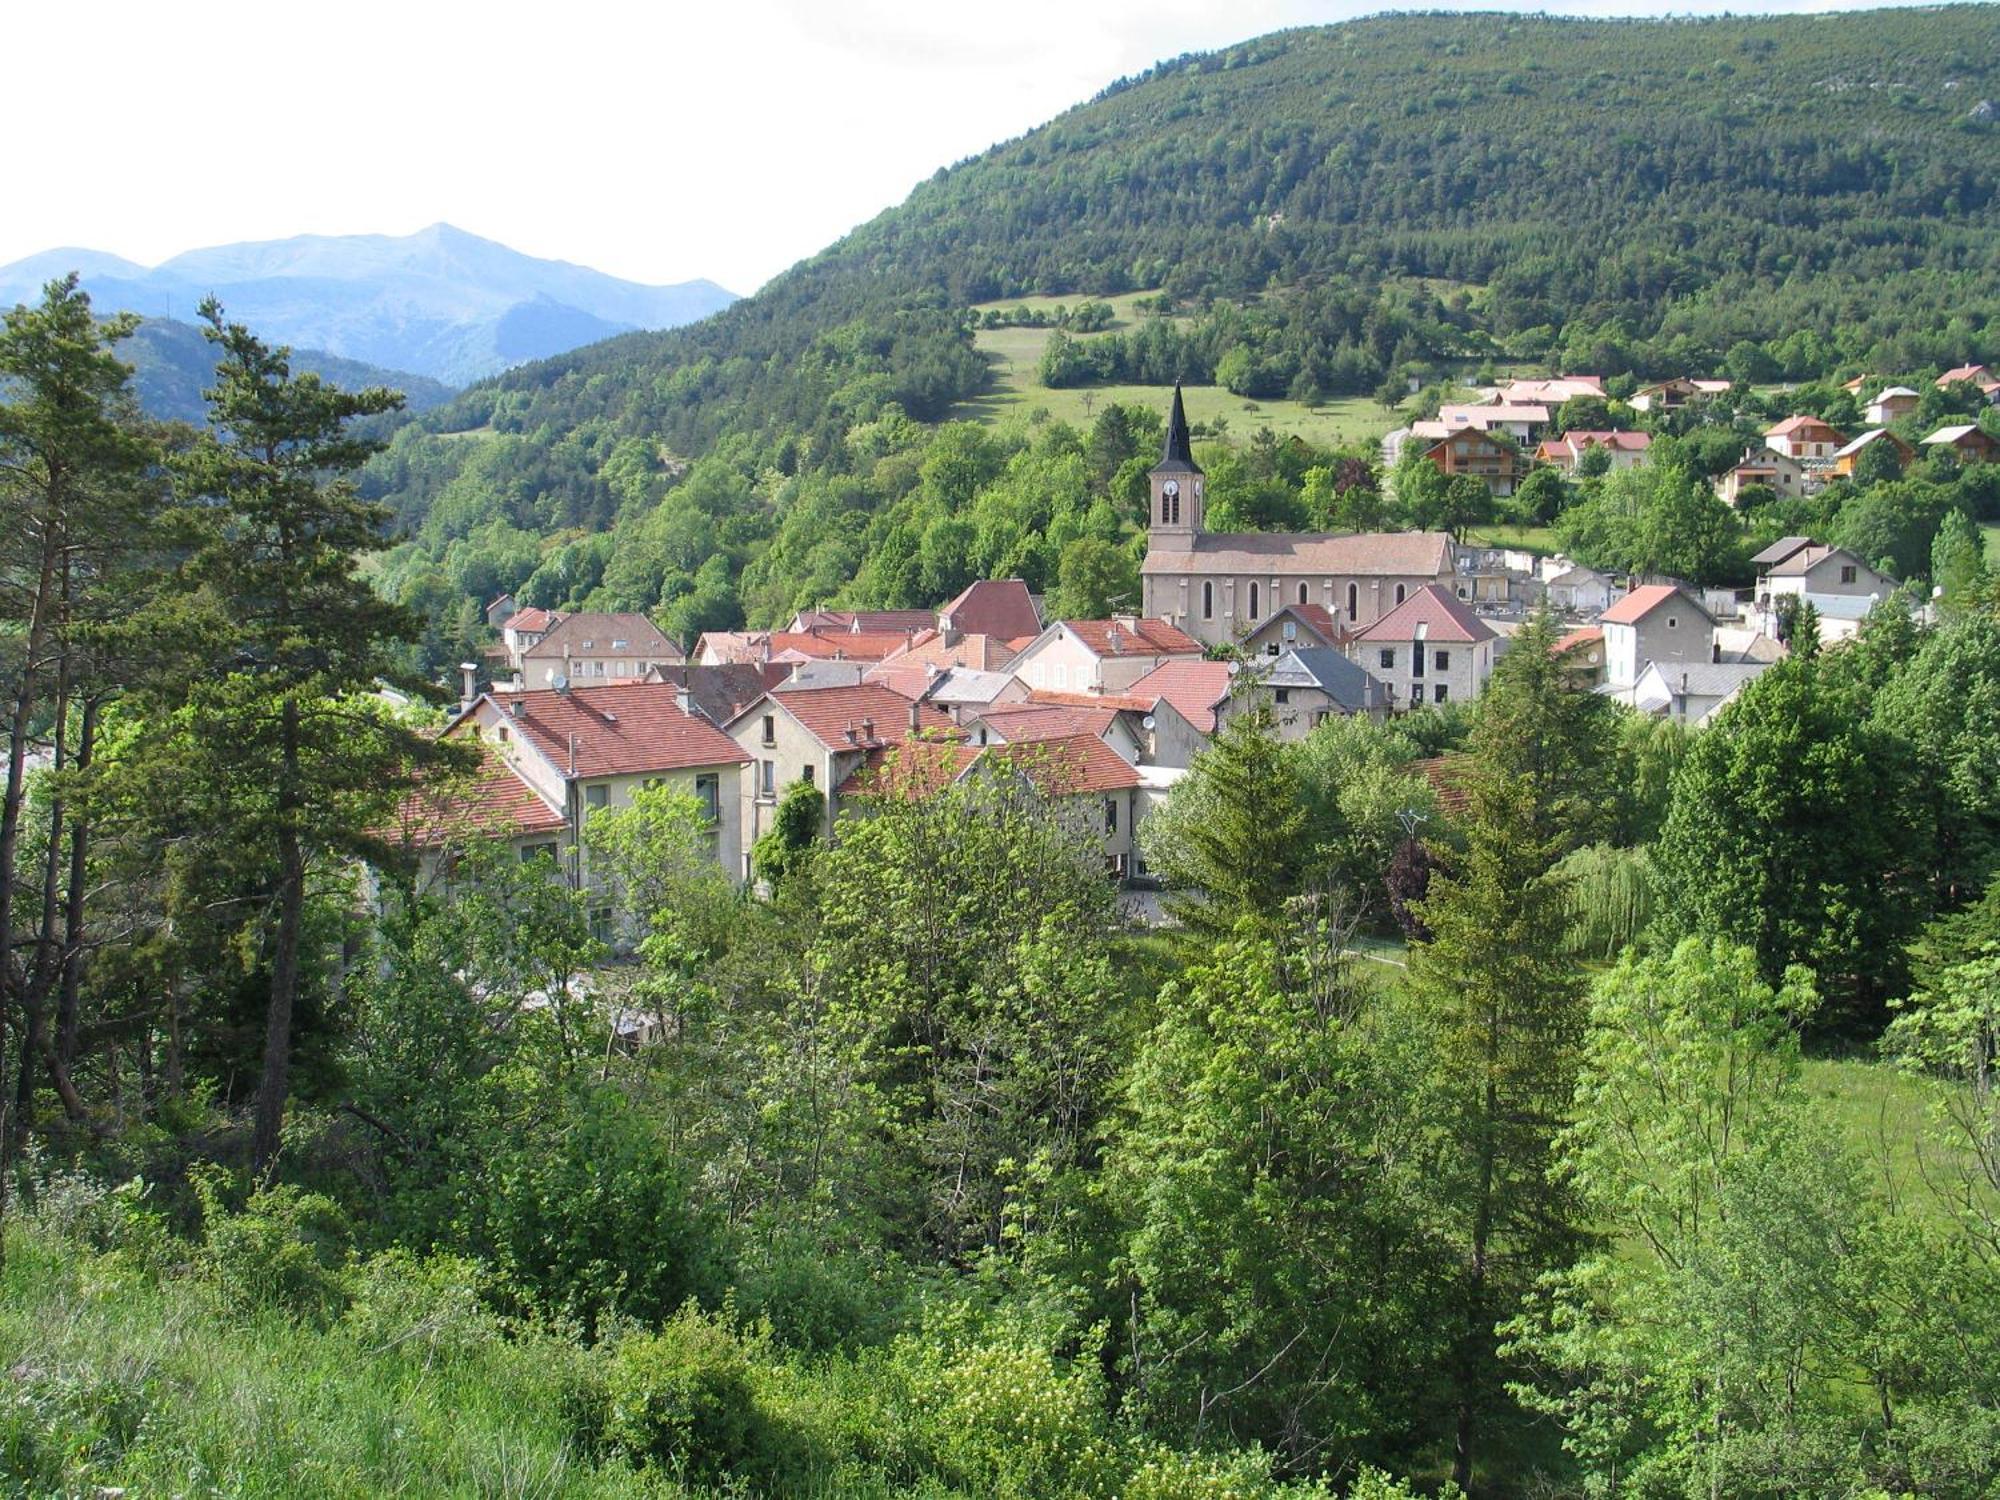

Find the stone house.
xmin=1349 ymin=584 xmax=1499 ymax=708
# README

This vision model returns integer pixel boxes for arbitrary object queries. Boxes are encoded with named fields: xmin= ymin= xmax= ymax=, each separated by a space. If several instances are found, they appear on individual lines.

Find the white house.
xmin=1006 ymin=617 xmax=1206 ymax=696
xmin=1598 ymin=584 xmax=1715 ymax=691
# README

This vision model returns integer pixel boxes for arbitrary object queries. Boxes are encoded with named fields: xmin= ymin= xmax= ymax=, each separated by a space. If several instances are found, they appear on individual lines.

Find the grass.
xmin=953 ymin=293 xmax=1401 ymax=450
xmin=1802 ymin=1054 xmax=1947 ymax=1208
xmin=1981 ymin=521 xmax=2000 ymax=565
xmin=1464 ymin=523 xmax=1560 ymax=555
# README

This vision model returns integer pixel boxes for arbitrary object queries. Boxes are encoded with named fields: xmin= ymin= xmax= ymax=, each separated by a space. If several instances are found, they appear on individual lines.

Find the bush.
xmin=195 ymin=1171 xmax=352 ymax=1325
xmin=601 ymin=1304 xmax=796 ymax=1483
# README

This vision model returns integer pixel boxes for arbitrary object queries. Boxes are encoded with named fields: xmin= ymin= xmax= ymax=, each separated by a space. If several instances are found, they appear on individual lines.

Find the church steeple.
xmin=1148 ymin=383 xmax=1203 ymax=546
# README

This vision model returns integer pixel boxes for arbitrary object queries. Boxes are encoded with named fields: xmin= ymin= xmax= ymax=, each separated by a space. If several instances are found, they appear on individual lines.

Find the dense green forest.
xmin=12 ymin=278 xmax=2000 ymax=1494
xmin=354 ymin=6 xmax=2000 ymax=677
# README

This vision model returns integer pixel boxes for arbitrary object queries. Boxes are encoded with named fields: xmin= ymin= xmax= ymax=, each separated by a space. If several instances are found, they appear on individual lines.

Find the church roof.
xmin=1141 ymin=530 xmax=1454 ymax=578
xmin=1152 ymin=383 xmax=1200 ymax=475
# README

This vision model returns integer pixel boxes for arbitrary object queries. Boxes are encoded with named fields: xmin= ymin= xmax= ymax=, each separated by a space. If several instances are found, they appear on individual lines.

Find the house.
xmin=967 ymin=700 xmax=1147 ymax=763
xmin=1832 ymin=429 xmax=1914 ymax=478
xmin=1750 ymin=535 xmax=1817 ymax=571
xmin=1420 ymin=427 xmax=1524 ymax=497
xmin=837 ymin=732 xmax=1145 ymax=877
xmin=938 ymin=577 xmax=1043 ymax=641
xmin=1450 ymin=546 xmax=1529 ymax=606
xmin=390 ymin=738 xmax=570 ymax=876
xmin=1753 ymin=543 xmax=1895 ymax=632
xmin=1630 ymin=661 xmax=1770 ymax=725
xmin=922 ymin=666 xmax=1031 ymax=722
xmin=1125 ymin=659 xmax=1236 ymax=734
xmin=1936 ymin=364 xmax=2000 ymax=401
xmin=869 ymin=628 xmax=1019 ymax=676
xmin=1598 ymin=584 xmax=1715 ymax=690
xmin=1248 ymin=648 xmax=1390 ymax=739
xmin=1554 ymin=626 xmax=1607 ymax=688
xmin=787 ymin=606 xmax=936 ymax=634
xmin=1534 ymin=430 xmax=1651 ymax=474
xmin=1764 ymin=415 xmax=1846 ymax=463
xmin=726 ymin=681 xmax=957 ymax=860
xmin=1544 ymin=563 xmax=1620 ymax=615
xmin=521 ymin=612 xmax=685 ymax=686
xmin=999 ymin=689 xmax=1210 ymax=768
xmin=1350 ymin=584 xmax=1499 ymax=708
xmin=501 ymin=606 xmax=564 ymax=669
xmin=1437 ymin=404 xmax=1550 ymax=443
xmin=448 ymin=682 xmax=753 ymax=935
xmin=485 ymin=593 xmax=519 ymax=630
xmin=696 ymin=628 xmax=915 ymax=667
xmin=1007 ymin=616 xmax=1205 ymax=696
xmin=1716 ymin=448 xmax=1808 ymax=506
xmin=640 ymin=662 xmax=790 ymax=727
xmin=1922 ymin=425 xmax=2000 ymax=464
xmin=1628 ymin=377 xmax=1726 ymax=413
xmin=1864 ymin=386 xmax=1921 ymax=425
xmin=1497 ymin=376 xmax=1606 ymax=406
xmin=1240 ymin=601 xmax=1347 ymax=658
xmin=1140 ymin=387 xmax=1456 ymax=643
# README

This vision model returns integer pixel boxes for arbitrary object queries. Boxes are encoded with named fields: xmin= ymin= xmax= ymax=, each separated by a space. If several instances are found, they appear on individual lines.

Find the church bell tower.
xmin=1147 ymin=384 xmax=1203 ymax=550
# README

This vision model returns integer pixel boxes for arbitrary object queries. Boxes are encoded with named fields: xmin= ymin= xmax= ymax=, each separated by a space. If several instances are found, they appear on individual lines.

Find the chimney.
xmin=508 ymin=698 xmax=524 ymax=719
xmin=908 ymin=698 xmax=921 ymax=733
xmin=940 ymin=622 xmax=962 ymax=648
xmin=675 ymin=685 xmax=694 ymax=718
xmin=458 ymin=661 xmax=479 ymax=714
xmin=860 ymin=717 xmax=875 ymax=743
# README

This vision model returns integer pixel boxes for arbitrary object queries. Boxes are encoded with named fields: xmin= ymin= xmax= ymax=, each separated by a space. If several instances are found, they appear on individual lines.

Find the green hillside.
xmin=360 ymin=5 xmax=2000 ymax=667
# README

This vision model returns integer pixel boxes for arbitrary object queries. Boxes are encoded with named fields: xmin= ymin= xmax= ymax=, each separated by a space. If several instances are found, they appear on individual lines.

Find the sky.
xmin=4 ymin=0 xmax=1962 ymax=295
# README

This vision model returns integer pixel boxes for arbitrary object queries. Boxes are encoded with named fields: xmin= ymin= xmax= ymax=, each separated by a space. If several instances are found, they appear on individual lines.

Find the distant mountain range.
xmin=119 ymin=317 xmax=456 ymax=426
xmin=0 ymin=224 xmax=738 ymax=386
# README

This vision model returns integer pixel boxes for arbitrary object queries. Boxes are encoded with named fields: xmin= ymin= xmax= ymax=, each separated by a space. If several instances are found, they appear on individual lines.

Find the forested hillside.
xmin=360 ymin=6 xmax=2000 ymax=666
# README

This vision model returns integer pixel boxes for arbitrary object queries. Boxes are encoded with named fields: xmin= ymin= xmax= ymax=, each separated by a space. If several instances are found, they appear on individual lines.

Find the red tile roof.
xmin=1555 ymin=626 xmax=1604 ymax=656
xmin=1353 ymin=584 xmax=1498 ymax=645
xmin=764 ymin=682 xmax=955 ymax=751
xmin=393 ymin=741 xmax=566 ymax=849
xmin=1413 ymin=755 xmax=1473 ymax=817
xmin=1764 ymin=415 xmax=1844 ymax=440
xmin=973 ymin=703 xmax=1122 ymax=742
xmin=1025 ymin=689 xmax=1158 ymax=712
xmin=987 ymin=733 xmax=1142 ymax=796
xmin=791 ymin=608 xmax=936 ymax=634
xmin=873 ymin=630 xmax=1018 ymax=673
xmin=506 ymin=606 xmax=559 ymax=634
xmin=837 ymin=731 xmax=1141 ymax=801
xmin=1938 ymin=364 xmax=1994 ymax=389
xmin=1126 ymin=659 xmax=1235 ymax=733
xmin=495 ymin=683 xmax=750 ymax=779
xmin=1600 ymin=584 xmax=1706 ymax=626
xmin=939 ymin=578 xmax=1042 ymax=640
xmin=524 ymin=612 xmax=684 ymax=665
xmin=1059 ymin=618 xmax=1205 ymax=657
xmin=837 ymin=737 xmax=984 ymax=798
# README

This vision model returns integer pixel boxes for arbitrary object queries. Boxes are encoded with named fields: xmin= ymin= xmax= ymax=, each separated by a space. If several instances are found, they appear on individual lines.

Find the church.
xmin=1139 ymin=386 xmax=1458 ymax=647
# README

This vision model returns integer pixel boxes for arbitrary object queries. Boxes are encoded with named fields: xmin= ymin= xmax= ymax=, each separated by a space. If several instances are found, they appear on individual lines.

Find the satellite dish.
xmin=551 ymin=674 xmax=570 ymax=694
xmin=1142 ymin=715 xmax=1157 ymax=731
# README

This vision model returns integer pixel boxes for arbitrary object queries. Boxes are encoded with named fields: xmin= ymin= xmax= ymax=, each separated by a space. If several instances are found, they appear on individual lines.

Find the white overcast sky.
xmin=5 ymin=0 xmax=1958 ymax=294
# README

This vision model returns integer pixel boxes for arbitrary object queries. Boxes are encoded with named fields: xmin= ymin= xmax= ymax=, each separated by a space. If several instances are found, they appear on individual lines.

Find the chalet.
xmin=1864 ymin=386 xmax=1920 ymax=425
xmin=1437 ymin=404 xmax=1549 ymax=443
xmin=1421 ymin=427 xmax=1524 ymax=497
xmin=1765 ymin=415 xmax=1846 ymax=463
xmin=1350 ymin=584 xmax=1499 ymax=708
xmin=1628 ymin=377 xmax=1727 ymax=413
xmin=1922 ymin=425 xmax=2000 ymax=464
xmin=1248 ymin=648 xmax=1389 ymax=739
xmin=522 ymin=612 xmax=685 ymax=686
xmin=1534 ymin=429 xmax=1651 ymax=475
xmin=1007 ymin=617 xmax=1205 ymax=696
xmin=1716 ymin=448 xmax=1808 ymax=506
xmin=1936 ymin=365 xmax=2000 ymax=401
xmin=1831 ymin=429 xmax=1915 ymax=478
xmin=1599 ymin=584 xmax=1714 ymax=691
xmin=726 ymin=681 xmax=957 ymax=862
xmin=1496 ymin=376 xmax=1605 ymax=406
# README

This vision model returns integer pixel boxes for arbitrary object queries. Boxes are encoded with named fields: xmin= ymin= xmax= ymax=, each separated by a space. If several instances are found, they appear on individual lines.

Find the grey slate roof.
xmin=1266 ymin=647 xmax=1389 ymax=712
xmin=1152 ymin=383 xmax=1201 ymax=475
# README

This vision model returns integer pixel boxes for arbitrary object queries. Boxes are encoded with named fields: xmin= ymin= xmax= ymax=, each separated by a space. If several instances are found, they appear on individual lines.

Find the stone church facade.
xmin=1138 ymin=387 xmax=1457 ymax=648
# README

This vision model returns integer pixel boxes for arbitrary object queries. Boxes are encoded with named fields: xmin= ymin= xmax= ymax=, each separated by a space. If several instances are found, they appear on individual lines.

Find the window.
xmin=1275 ymin=688 xmax=1291 ymax=704
xmin=611 ymin=638 xmax=629 ymax=650
xmin=519 ymin=842 xmax=558 ymax=865
xmin=760 ymin=713 xmax=776 ymax=747
xmin=1433 ymin=684 xmax=1449 ymax=702
xmin=1395 ymin=583 xmax=1407 ymax=605
xmin=1667 ymin=616 xmax=1678 ymax=630
xmin=1297 ymin=582 xmax=1309 ymax=605
xmin=1412 ymin=647 xmax=1426 ymax=679
xmin=1410 ymin=684 xmax=1425 ymax=704
xmin=1283 ymin=620 xmax=1297 ymax=640
xmin=1314 ymin=711 xmax=1331 ymax=727
xmin=1840 ymin=565 xmax=1857 ymax=584
xmin=1378 ymin=648 xmax=1395 ymax=670
xmin=1346 ymin=583 xmax=1358 ymax=622
xmin=760 ymin=760 xmax=775 ymax=797
xmin=497 ymin=725 xmax=509 ymax=743
xmin=801 ymin=764 xmax=814 ymax=785
xmin=694 ymin=773 xmax=719 ymax=823
xmin=590 ymin=907 xmax=613 ymax=945
xmin=584 ymin=784 xmax=609 ymax=810
xmin=1248 ymin=582 xmax=1260 ymax=620
xmin=1435 ymin=650 xmax=1451 ymax=672
xmin=1202 ymin=580 xmax=1213 ymax=620
xmin=1265 ymin=642 xmax=1280 ymax=657
xmin=1104 ymin=798 xmax=1118 ymax=835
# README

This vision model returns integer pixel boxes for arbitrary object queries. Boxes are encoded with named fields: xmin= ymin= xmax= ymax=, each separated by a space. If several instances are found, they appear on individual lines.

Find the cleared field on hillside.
xmin=955 ymin=294 xmax=1401 ymax=450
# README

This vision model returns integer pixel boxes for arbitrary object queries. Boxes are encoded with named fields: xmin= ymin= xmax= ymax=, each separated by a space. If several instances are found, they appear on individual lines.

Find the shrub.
xmin=194 ymin=1170 xmax=352 ymax=1325
xmin=341 ymin=1250 xmax=498 ymax=1367
xmin=601 ymin=1304 xmax=795 ymax=1483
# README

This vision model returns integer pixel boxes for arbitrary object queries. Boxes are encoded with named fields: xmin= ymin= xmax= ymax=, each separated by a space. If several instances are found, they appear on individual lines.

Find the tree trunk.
xmin=17 ymin=625 xmax=73 ymax=1143
xmin=1453 ymin=1069 xmax=1500 ymax=1494
xmin=252 ymin=694 xmax=304 ymax=1176
xmin=55 ymin=697 xmax=99 ymax=1079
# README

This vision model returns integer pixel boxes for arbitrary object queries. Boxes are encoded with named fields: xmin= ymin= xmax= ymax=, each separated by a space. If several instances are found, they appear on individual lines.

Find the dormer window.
xmin=612 ymin=639 xmax=629 ymax=650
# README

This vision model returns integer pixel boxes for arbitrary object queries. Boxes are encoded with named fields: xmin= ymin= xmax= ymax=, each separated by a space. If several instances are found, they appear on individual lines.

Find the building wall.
xmin=1012 ymin=633 xmax=1109 ymax=694
xmin=1606 ymin=607 xmax=1711 ymax=688
xmin=729 ymin=703 xmax=846 ymax=867
xmin=1147 ymin=569 xmax=1448 ymax=648
xmin=1353 ymin=637 xmax=1492 ymax=707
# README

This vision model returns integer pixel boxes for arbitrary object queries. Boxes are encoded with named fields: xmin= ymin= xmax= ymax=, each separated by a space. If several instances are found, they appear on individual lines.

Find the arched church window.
xmin=1202 ymin=581 xmax=1213 ymax=619
xmin=1248 ymin=582 xmax=1260 ymax=620
xmin=1346 ymin=583 xmax=1358 ymax=621
xmin=1297 ymin=582 xmax=1309 ymax=605
xmin=1395 ymin=584 xmax=1407 ymax=605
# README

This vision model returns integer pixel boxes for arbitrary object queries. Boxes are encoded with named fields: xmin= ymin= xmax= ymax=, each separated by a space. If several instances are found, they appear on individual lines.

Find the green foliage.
xmin=602 ymin=1305 xmax=792 ymax=1482
xmin=751 ymin=779 xmax=826 ymax=889
xmin=1555 ymin=843 xmax=1655 ymax=961
xmin=193 ymin=1171 xmax=352 ymax=1325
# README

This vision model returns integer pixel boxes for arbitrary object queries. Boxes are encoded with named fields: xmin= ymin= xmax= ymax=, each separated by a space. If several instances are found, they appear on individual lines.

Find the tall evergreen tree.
xmin=155 ymin=301 xmax=455 ymax=1172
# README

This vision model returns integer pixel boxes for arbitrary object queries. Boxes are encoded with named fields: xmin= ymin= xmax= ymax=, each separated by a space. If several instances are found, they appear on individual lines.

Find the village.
xmin=402 ymin=363 xmax=2000 ymax=942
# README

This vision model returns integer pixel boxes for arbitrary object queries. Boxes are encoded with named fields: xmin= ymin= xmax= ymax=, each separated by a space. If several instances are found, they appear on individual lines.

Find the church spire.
xmin=1158 ymin=382 xmax=1198 ymax=472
